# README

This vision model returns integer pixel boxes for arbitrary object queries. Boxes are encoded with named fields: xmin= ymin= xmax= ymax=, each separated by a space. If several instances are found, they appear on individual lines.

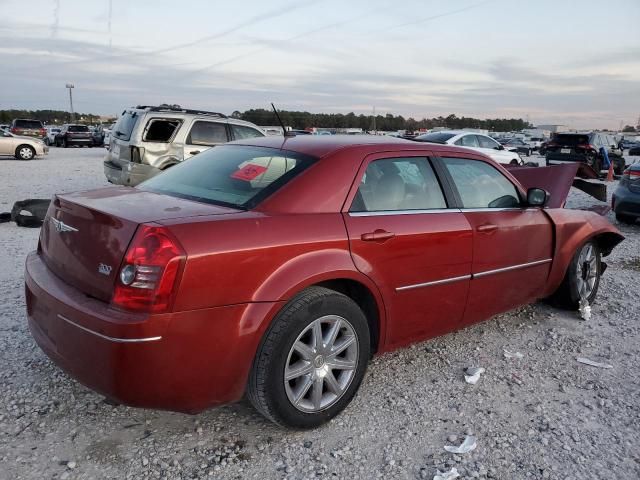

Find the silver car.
xmin=104 ymin=105 xmax=265 ymax=186
xmin=0 ymin=130 xmax=48 ymax=160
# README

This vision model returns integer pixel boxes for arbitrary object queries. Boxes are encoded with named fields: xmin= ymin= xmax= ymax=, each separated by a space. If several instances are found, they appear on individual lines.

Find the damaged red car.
xmin=25 ymin=136 xmax=623 ymax=428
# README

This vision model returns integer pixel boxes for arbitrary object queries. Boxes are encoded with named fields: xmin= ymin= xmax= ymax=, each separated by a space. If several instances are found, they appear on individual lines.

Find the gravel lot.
xmin=1 ymin=147 xmax=639 ymax=480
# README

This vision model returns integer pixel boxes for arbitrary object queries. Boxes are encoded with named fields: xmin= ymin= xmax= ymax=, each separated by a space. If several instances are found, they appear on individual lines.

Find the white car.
xmin=45 ymin=127 xmax=61 ymax=146
xmin=0 ymin=130 xmax=49 ymax=160
xmin=414 ymin=130 xmax=522 ymax=165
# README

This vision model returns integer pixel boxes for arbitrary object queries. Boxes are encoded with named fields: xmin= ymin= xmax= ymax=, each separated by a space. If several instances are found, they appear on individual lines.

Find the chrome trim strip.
xmin=396 ymin=274 xmax=471 ymax=292
xmin=57 ymin=314 xmax=162 ymax=343
xmin=473 ymin=258 xmax=552 ymax=278
xmin=460 ymin=208 xmax=528 ymax=213
xmin=349 ymin=209 xmax=460 ymax=217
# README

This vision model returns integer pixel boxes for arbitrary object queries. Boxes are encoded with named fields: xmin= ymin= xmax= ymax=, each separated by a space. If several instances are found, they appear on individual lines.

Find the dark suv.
xmin=545 ymin=132 xmax=625 ymax=174
xmin=10 ymin=119 xmax=46 ymax=139
xmin=54 ymin=124 xmax=94 ymax=147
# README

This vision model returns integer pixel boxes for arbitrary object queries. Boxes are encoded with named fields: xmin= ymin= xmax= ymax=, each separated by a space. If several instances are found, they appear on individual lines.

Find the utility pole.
xmin=66 ymin=83 xmax=75 ymax=122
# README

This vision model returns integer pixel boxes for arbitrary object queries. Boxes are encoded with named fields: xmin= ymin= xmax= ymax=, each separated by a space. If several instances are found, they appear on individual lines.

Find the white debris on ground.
xmin=578 ymin=298 xmax=592 ymax=321
xmin=1 ymin=150 xmax=639 ymax=479
xmin=503 ymin=349 xmax=524 ymax=359
xmin=434 ymin=466 xmax=460 ymax=480
xmin=576 ymin=357 xmax=614 ymax=369
xmin=463 ymin=367 xmax=485 ymax=385
xmin=444 ymin=436 xmax=477 ymax=454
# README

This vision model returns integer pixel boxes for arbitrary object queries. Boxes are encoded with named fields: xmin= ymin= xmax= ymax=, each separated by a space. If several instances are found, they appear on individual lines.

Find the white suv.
xmin=104 ymin=105 xmax=265 ymax=186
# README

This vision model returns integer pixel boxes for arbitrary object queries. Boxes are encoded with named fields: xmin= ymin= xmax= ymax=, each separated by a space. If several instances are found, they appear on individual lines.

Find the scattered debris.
xmin=578 ymin=298 xmax=592 ymax=321
xmin=503 ymin=349 xmax=524 ymax=359
xmin=464 ymin=367 xmax=485 ymax=384
xmin=444 ymin=435 xmax=477 ymax=454
xmin=577 ymin=357 xmax=613 ymax=369
xmin=433 ymin=467 xmax=460 ymax=480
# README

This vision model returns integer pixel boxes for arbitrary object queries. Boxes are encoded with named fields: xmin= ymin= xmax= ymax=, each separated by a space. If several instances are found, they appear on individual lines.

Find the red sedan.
xmin=25 ymin=135 xmax=623 ymax=428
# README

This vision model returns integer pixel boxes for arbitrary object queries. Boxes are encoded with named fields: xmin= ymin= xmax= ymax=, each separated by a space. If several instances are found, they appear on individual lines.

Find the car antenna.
xmin=271 ymin=103 xmax=295 ymax=138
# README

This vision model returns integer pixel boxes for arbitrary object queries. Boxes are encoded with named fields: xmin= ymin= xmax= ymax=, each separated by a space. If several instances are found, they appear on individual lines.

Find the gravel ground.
xmin=1 ymin=148 xmax=639 ymax=480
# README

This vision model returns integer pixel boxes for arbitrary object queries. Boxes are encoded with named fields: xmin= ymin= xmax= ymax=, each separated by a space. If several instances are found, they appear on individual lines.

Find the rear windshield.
xmin=552 ymin=134 xmax=589 ymax=145
xmin=138 ymin=145 xmax=316 ymax=209
xmin=414 ymin=132 xmax=456 ymax=144
xmin=68 ymin=125 xmax=89 ymax=132
xmin=112 ymin=111 xmax=140 ymax=141
xmin=14 ymin=119 xmax=42 ymax=129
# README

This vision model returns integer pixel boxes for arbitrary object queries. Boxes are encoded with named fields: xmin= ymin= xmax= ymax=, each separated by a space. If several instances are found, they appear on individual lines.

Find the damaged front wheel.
xmin=548 ymin=240 xmax=602 ymax=309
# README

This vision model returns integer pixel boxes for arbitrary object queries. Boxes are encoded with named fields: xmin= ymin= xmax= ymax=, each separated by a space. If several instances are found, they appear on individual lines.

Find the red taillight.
xmin=111 ymin=224 xmax=186 ymax=313
xmin=39 ymin=128 xmax=46 ymax=136
xmin=576 ymin=144 xmax=596 ymax=152
xmin=10 ymin=127 xmax=18 ymax=134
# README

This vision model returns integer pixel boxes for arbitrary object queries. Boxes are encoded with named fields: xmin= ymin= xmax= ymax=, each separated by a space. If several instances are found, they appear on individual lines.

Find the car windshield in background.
xmin=112 ymin=111 xmax=139 ymax=141
xmin=138 ymin=145 xmax=316 ymax=209
xmin=553 ymin=134 xmax=589 ymax=145
xmin=414 ymin=132 xmax=456 ymax=144
xmin=15 ymin=120 xmax=42 ymax=129
xmin=68 ymin=125 xmax=89 ymax=132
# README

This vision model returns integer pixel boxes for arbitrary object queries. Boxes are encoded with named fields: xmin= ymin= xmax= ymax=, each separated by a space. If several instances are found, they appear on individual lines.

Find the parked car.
xmin=501 ymin=138 xmax=532 ymax=156
xmin=628 ymin=145 xmax=640 ymax=156
xmin=0 ymin=129 xmax=48 ymax=160
xmin=45 ymin=127 xmax=61 ymax=146
xmin=545 ymin=132 xmax=626 ymax=174
xmin=620 ymin=140 xmax=637 ymax=150
xmin=103 ymin=104 xmax=266 ymax=186
xmin=0 ymin=124 xmax=10 ymax=132
xmin=612 ymin=164 xmax=640 ymax=224
xmin=413 ymin=130 xmax=522 ymax=165
xmin=25 ymin=135 xmax=623 ymax=428
xmin=10 ymin=119 xmax=46 ymax=139
xmin=528 ymin=137 xmax=545 ymax=151
xmin=102 ymin=123 xmax=115 ymax=147
xmin=55 ymin=124 xmax=94 ymax=147
xmin=90 ymin=125 xmax=105 ymax=147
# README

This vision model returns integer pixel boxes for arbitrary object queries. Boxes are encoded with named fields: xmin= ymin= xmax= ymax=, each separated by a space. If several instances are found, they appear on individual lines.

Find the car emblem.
xmin=50 ymin=217 xmax=78 ymax=233
xmin=98 ymin=263 xmax=112 ymax=276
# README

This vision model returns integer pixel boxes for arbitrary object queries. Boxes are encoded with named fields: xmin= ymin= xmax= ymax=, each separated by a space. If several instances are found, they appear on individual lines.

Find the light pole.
xmin=66 ymin=83 xmax=75 ymax=122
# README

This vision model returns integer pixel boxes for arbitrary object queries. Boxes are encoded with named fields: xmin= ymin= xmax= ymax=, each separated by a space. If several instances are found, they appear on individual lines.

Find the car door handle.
xmin=476 ymin=223 xmax=498 ymax=233
xmin=361 ymin=229 xmax=395 ymax=242
xmin=190 ymin=150 xmax=201 ymax=155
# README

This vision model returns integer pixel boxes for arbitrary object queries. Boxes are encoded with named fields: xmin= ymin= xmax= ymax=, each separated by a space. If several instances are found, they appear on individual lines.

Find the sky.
xmin=0 ymin=0 xmax=639 ymax=129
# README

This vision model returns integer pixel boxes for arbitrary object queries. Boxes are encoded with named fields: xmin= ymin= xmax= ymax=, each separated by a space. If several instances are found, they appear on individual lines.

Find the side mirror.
xmin=527 ymin=187 xmax=548 ymax=207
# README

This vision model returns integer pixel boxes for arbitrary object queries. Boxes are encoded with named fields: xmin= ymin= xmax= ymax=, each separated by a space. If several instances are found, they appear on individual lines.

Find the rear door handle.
xmin=476 ymin=223 xmax=498 ymax=233
xmin=361 ymin=229 xmax=395 ymax=242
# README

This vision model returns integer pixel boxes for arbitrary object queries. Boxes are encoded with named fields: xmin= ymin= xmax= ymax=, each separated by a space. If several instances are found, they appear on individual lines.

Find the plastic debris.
xmin=576 ymin=357 xmax=613 ymax=369
xmin=578 ymin=298 xmax=591 ymax=321
xmin=434 ymin=467 xmax=460 ymax=480
xmin=444 ymin=435 xmax=477 ymax=454
xmin=503 ymin=349 xmax=524 ymax=359
xmin=464 ymin=367 xmax=485 ymax=385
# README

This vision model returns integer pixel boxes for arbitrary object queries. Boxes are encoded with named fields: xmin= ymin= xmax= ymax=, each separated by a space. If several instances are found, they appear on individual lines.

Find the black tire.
xmin=62 ymin=138 xmax=68 ymax=148
xmin=15 ymin=145 xmax=35 ymax=160
xmin=616 ymin=213 xmax=636 ymax=224
xmin=509 ymin=159 xmax=519 ymax=166
xmin=44 ymin=137 xmax=50 ymax=146
xmin=614 ymin=158 xmax=625 ymax=176
xmin=248 ymin=286 xmax=370 ymax=429
xmin=547 ymin=240 xmax=601 ymax=309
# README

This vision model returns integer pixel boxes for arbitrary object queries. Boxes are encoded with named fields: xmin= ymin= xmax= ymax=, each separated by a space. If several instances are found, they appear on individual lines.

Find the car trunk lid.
xmin=40 ymin=187 xmax=240 ymax=302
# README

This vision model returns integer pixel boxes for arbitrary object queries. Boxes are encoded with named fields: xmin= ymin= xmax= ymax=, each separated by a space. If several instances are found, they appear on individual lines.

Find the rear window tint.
xmin=553 ymin=134 xmax=590 ymax=145
xmin=14 ymin=120 xmax=42 ymax=129
xmin=68 ymin=125 xmax=89 ymax=132
xmin=112 ymin=111 xmax=140 ymax=141
xmin=143 ymin=119 xmax=182 ymax=142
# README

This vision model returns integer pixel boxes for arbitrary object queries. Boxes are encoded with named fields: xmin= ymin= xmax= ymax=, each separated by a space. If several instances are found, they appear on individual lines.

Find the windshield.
xmin=552 ymin=134 xmax=590 ymax=145
xmin=413 ymin=132 xmax=456 ymax=144
xmin=139 ymin=145 xmax=316 ymax=209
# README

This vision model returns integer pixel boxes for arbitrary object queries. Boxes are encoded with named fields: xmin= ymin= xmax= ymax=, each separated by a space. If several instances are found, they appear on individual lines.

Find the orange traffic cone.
xmin=606 ymin=162 xmax=614 ymax=182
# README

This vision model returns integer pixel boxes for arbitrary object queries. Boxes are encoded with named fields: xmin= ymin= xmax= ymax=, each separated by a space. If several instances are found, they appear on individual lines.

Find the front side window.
xmin=139 ymin=145 xmax=315 ymax=209
xmin=477 ymin=135 xmax=500 ymax=149
xmin=442 ymin=157 xmax=520 ymax=209
xmin=187 ymin=121 xmax=228 ymax=146
xmin=455 ymin=134 xmax=479 ymax=148
xmin=143 ymin=118 xmax=182 ymax=142
xmin=232 ymin=124 xmax=264 ymax=140
xmin=351 ymin=157 xmax=446 ymax=212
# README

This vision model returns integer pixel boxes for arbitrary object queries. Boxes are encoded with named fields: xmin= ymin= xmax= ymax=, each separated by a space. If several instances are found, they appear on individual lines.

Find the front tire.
xmin=248 ymin=286 xmax=370 ymax=429
xmin=548 ymin=240 xmax=601 ymax=309
xmin=15 ymin=145 xmax=35 ymax=160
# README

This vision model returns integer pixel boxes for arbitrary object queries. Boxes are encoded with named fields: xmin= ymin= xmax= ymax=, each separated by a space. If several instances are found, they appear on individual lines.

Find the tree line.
xmin=234 ymin=109 xmax=533 ymax=132
xmin=0 ymin=109 xmax=105 ymax=125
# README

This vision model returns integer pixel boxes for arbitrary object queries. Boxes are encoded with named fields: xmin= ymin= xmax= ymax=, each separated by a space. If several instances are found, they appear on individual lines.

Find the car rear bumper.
xmin=66 ymin=138 xmax=93 ymax=145
xmin=25 ymin=251 xmax=279 ymax=413
xmin=103 ymin=159 xmax=159 ymax=186
xmin=612 ymin=188 xmax=640 ymax=218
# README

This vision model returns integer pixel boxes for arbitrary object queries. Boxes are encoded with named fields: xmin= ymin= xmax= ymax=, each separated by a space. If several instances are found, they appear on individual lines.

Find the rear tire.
xmin=547 ymin=240 xmax=601 ymax=309
xmin=248 ymin=286 xmax=370 ymax=429
xmin=62 ymin=138 xmax=68 ymax=148
xmin=15 ymin=145 xmax=35 ymax=160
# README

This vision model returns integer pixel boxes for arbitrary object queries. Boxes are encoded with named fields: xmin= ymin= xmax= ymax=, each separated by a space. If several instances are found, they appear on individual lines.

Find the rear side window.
xmin=187 ymin=121 xmax=228 ymax=146
xmin=68 ymin=125 xmax=89 ymax=132
xmin=477 ymin=135 xmax=499 ymax=149
xmin=442 ymin=157 xmax=520 ymax=209
xmin=455 ymin=135 xmax=479 ymax=148
xmin=351 ymin=157 xmax=446 ymax=212
xmin=112 ymin=112 xmax=140 ymax=141
xmin=143 ymin=119 xmax=182 ymax=142
xmin=139 ymin=145 xmax=316 ymax=209
xmin=231 ymin=124 xmax=264 ymax=140
xmin=14 ymin=120 xmax=42 ymax=129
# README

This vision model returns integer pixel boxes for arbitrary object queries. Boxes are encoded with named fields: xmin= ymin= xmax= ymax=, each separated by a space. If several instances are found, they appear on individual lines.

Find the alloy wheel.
xmin=576 ymin=243 xmax=598 ymax=299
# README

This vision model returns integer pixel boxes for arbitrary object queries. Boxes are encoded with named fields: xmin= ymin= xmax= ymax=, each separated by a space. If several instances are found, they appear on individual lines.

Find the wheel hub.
xmin=313 ymin=354 xmax=325 ymax=369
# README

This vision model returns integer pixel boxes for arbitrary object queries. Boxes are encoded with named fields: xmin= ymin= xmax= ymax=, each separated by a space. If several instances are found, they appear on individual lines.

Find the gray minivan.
xmin=103 ymin=105 xmax=265 ymax=186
